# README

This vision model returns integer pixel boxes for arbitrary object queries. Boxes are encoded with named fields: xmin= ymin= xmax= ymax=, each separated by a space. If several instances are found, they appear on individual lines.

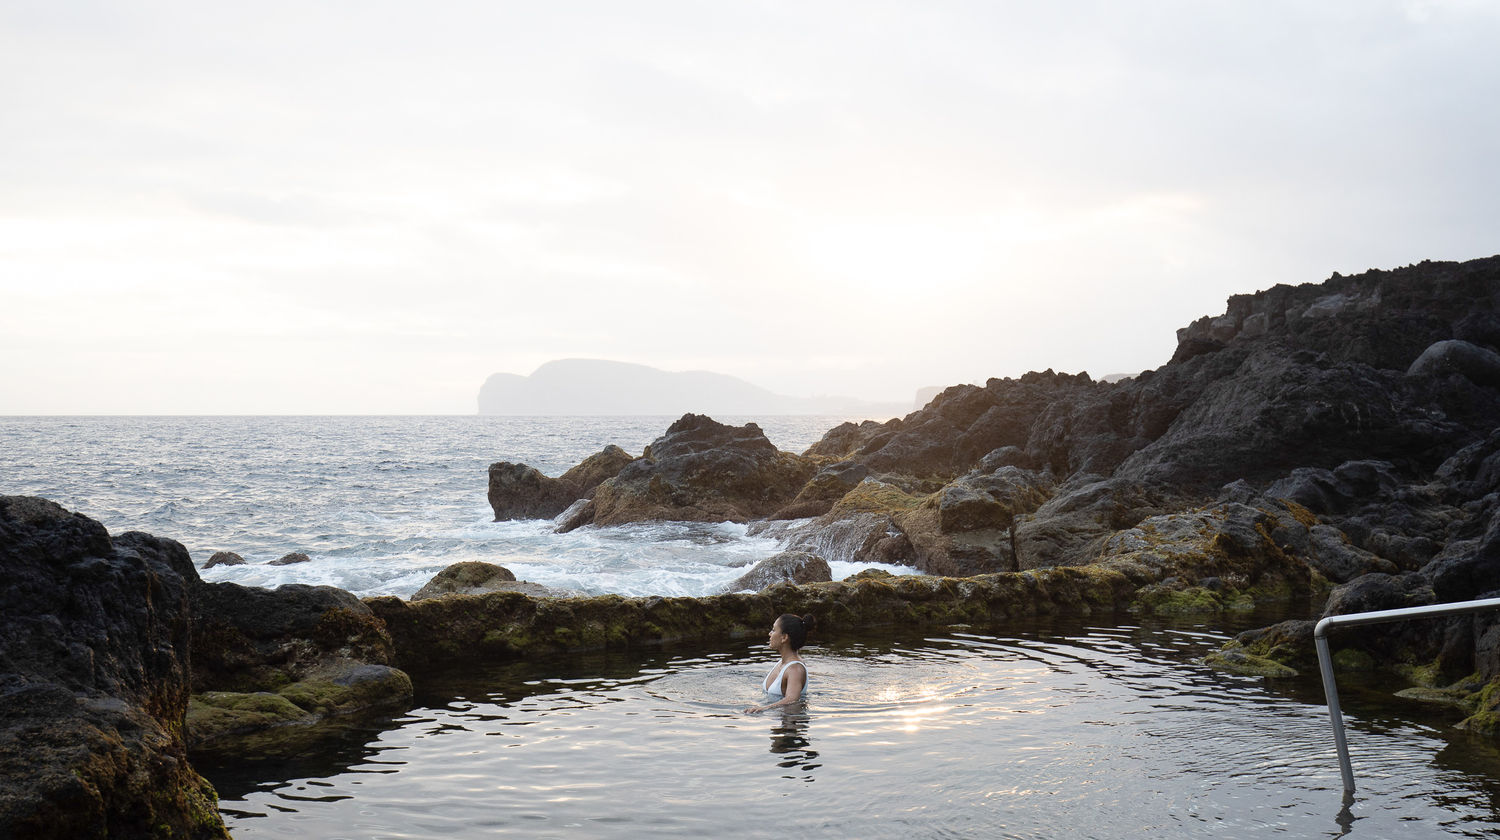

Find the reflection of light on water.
xmin=899 ymin=688 xmax=949 ymax=733
xmin=861 ymin=685 xmax=951 ymax=733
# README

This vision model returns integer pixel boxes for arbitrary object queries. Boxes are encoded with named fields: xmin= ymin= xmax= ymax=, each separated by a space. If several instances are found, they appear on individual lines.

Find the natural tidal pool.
xmin=198 ymin=617 xmax=1500 ymax=839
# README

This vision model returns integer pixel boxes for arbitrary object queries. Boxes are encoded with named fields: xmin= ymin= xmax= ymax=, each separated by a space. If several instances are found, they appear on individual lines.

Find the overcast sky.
xmin=2 ymin=1 xmax=1496 ymax=414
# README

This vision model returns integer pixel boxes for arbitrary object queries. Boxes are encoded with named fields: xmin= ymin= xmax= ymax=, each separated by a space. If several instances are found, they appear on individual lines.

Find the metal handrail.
xmin=1315 ymin=596 xmax=1500 ymax=793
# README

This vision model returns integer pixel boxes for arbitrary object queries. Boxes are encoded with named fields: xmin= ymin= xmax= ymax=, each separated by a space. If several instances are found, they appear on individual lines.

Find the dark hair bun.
xmin=800 ymin=613 xmax=817 ymax=635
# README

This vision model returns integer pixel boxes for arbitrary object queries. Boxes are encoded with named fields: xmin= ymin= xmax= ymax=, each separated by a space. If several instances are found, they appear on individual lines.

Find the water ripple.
xmin=198 ymin=624 xmax=1500 ymax=839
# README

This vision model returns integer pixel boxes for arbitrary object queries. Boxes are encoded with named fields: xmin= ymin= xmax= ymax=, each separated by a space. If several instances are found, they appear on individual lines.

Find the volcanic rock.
xmin=0 ymin=496 xmax=228 ymax=839
xmin=411 ymin=561 xmax=584 ymax=600
xmin=1011 ymin=475 xmax=1176 ymax=570
xmin=553 ymin=498 xmax=597 ymax=533
xmin=412 ymin=561 xmax=517 ymax=600
xmin=774 ymin=511 xmax=917 ymax=569
xmin=1173 ymin=257 xmax=1500 ymax=370
xmin=488 ymin=444 xmax=635 ymax=521
xmin=204 ymin=550 xmax=245 ymax=568
xmin=190 ymin=581 xmax=397 ymax=693
xmin=1406 ymin=339 xmax=1500 ymax=388
xmin=186 ymin=579 xmax=411 ymax=755
xmin=725 ymin=550 xmax=833 ymax=592
xmin=1092 ymin=503 xmax=1315 ymax=615
xmin=937 ymin=467 xmax=1050 ymax=533
xmin=768 ymin=461 xmax=872 ymax=520
xmin=583 ymin=414 xmax=819 ymax=526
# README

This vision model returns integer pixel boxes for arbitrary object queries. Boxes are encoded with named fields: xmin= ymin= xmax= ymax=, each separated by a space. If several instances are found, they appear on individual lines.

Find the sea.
xmin=13 ymin=415 xmax=1500 ymax=838
xmin=1 ymin=414 xmax=912 ymax=598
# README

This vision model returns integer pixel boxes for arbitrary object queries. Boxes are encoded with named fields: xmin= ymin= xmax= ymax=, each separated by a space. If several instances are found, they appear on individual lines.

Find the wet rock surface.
xmin=481 ymin=257 xmax=1500 ymax=733
xmin=11 ymin=257 xmax=1500 ymax=834
xmin=187 ymin=579 xmax=412 ymax=755
xmin=488 ymin=444 xmax=635 ymax=521
xmin=725 ymin=550 xmax=832 ymax=592
xmin=203 ymin=550 xmax=244 ymax=568
xmin=412 ymin=560 xmax=518 ymax=599
xmin=0 ymin=496 xmax=228 ymax=839
xmin=412 ymin=561 xmax=585 ymax=600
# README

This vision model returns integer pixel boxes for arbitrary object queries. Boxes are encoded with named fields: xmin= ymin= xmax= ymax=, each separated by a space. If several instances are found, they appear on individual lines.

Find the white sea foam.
xmin=6 ymin=415 xmax=919 ymax=599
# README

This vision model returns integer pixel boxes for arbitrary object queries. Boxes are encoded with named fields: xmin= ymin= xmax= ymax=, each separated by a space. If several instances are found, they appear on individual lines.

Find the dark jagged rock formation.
xmin=489 ymin=444 xmax=635 ymax=521
xmin=479 ymin=256 xmax=1500 ymax=735
xmin=0 ymin=496 xmax=228 ymax=839
xmin=808 ymin=370 xmax=1110 ymax=478
xmin=768 ymin=460 xmax=871 ymax=520
xmin=189 ymin=582 xmax=397 ymax=692
xmin=1174 ymin=258 xmax=1500 ymax=369
xmin=203 ymin=550 xmax=244 ymax=569
xmin=568 ymin=414 xmax=820 ymax=527
xmin=1210 ymin=443 xmax=1500 ymax=731
xmin=481 ymin=258 xmax=1500 ymax=592
xmin=791 ymin=256 xmax=1500 ymax=574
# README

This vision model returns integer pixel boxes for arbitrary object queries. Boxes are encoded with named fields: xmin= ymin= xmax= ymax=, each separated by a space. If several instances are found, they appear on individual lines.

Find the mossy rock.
xmin=412 ymin=561 xmax=517 ymax=600
xmin=1277 ymin=499 xmax=1322 ymax=529
xmin=1393 ymin=662 xmax=1444 ymax=689
xmin=845 ymin=568 xmax=896 ymax=582
xmin=829 ymin=479 xmax=929 ymax=516
xmin=186 ymin=691 xmax=313 ymax=748
xmin=1130 ymin=584 xmax=1222 ymax=615
xmin=1394 ymin=686 xmax=1480 ymax=712
xmin=1332 ymin=648 xmax=1376 ymax=673
xmin=278 ymin=664 xmax=413 ymax=716
xmin=1457 ymin=677 xmax=1500 ymax=734
xmin=1202 ymin=643 xmax=1299 ymax=677
xmin=188 ymin=664 xmax=413 ymax=755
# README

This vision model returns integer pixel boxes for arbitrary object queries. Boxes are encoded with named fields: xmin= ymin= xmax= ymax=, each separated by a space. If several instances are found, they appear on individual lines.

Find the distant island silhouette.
xmin=477 ymin=359 xmax=910 ymax=416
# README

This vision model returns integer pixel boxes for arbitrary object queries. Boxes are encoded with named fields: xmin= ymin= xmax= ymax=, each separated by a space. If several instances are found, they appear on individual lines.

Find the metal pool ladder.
xmin=1316 ymin=595 xmax=1500 ymax=793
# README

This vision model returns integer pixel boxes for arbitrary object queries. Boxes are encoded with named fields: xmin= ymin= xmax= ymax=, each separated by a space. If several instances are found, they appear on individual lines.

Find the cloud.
xmin=1 ymin=0 xmax=1497 ymax=413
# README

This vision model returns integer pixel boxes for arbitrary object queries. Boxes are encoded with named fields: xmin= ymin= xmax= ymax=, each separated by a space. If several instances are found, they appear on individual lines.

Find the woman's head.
xmin=773 ymin=613 xmax=817 ymax=651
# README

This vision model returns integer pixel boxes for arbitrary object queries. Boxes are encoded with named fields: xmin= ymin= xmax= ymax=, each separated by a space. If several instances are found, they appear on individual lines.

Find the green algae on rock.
xmin=365 ymin=545 xmax=1308 ymax=673
xmin=186 ymin=582 xmax=414 ymax=756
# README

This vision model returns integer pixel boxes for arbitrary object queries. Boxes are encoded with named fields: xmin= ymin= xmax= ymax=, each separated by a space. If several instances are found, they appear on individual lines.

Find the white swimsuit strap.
xmin=764 ymin=659 xmax=807 ymax=692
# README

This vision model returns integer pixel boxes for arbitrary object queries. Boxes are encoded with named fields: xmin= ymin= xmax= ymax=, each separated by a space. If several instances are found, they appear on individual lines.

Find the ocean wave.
xmin=8 ymin=415 xmax=910 ymax=599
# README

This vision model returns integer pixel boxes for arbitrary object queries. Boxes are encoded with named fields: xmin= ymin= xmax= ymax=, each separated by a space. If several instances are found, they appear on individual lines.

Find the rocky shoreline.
xmin=4 ymin=255 xmax=1500 ymax=836
xmin=483 ymin=255 xmax=1500 ymax=724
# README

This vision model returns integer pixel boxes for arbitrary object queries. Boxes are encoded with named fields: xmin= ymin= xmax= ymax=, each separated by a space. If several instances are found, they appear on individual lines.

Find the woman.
xmin=744 ymin=613 xmax=816 ymax=714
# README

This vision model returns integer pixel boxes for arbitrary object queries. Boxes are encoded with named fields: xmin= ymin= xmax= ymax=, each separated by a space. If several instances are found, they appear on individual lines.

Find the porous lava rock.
xmin=1091 ymin=503 xmax=1316 ymax=615
xmin=725 ymin=550 xmax=832 ymax=592
xmin=768 ymin=461 xmax=872 ymax=520
xmin=0 ymin=496 xmax=229 ymax=839
xmin=580 ymin=414 xmax=819 ymax=527
xmin=488 ymin=444 xmax=635 ymax=521
xmin=203 ymin=550 xmax=245 ymax=569
xmin=773 ymin=511 xmax=917 ymax=569
xmin=1011 ymin=476 xmax=1176 ymax=570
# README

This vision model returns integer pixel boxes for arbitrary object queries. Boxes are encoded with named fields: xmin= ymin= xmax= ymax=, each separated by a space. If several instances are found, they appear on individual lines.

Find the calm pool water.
xmin=199 ymin=617 xmax=1500 ymax=839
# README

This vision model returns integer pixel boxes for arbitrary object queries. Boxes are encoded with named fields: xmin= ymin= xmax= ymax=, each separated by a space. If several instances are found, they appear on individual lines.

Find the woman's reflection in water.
xmin=767 ymin=709 xmax=820 ymax=781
